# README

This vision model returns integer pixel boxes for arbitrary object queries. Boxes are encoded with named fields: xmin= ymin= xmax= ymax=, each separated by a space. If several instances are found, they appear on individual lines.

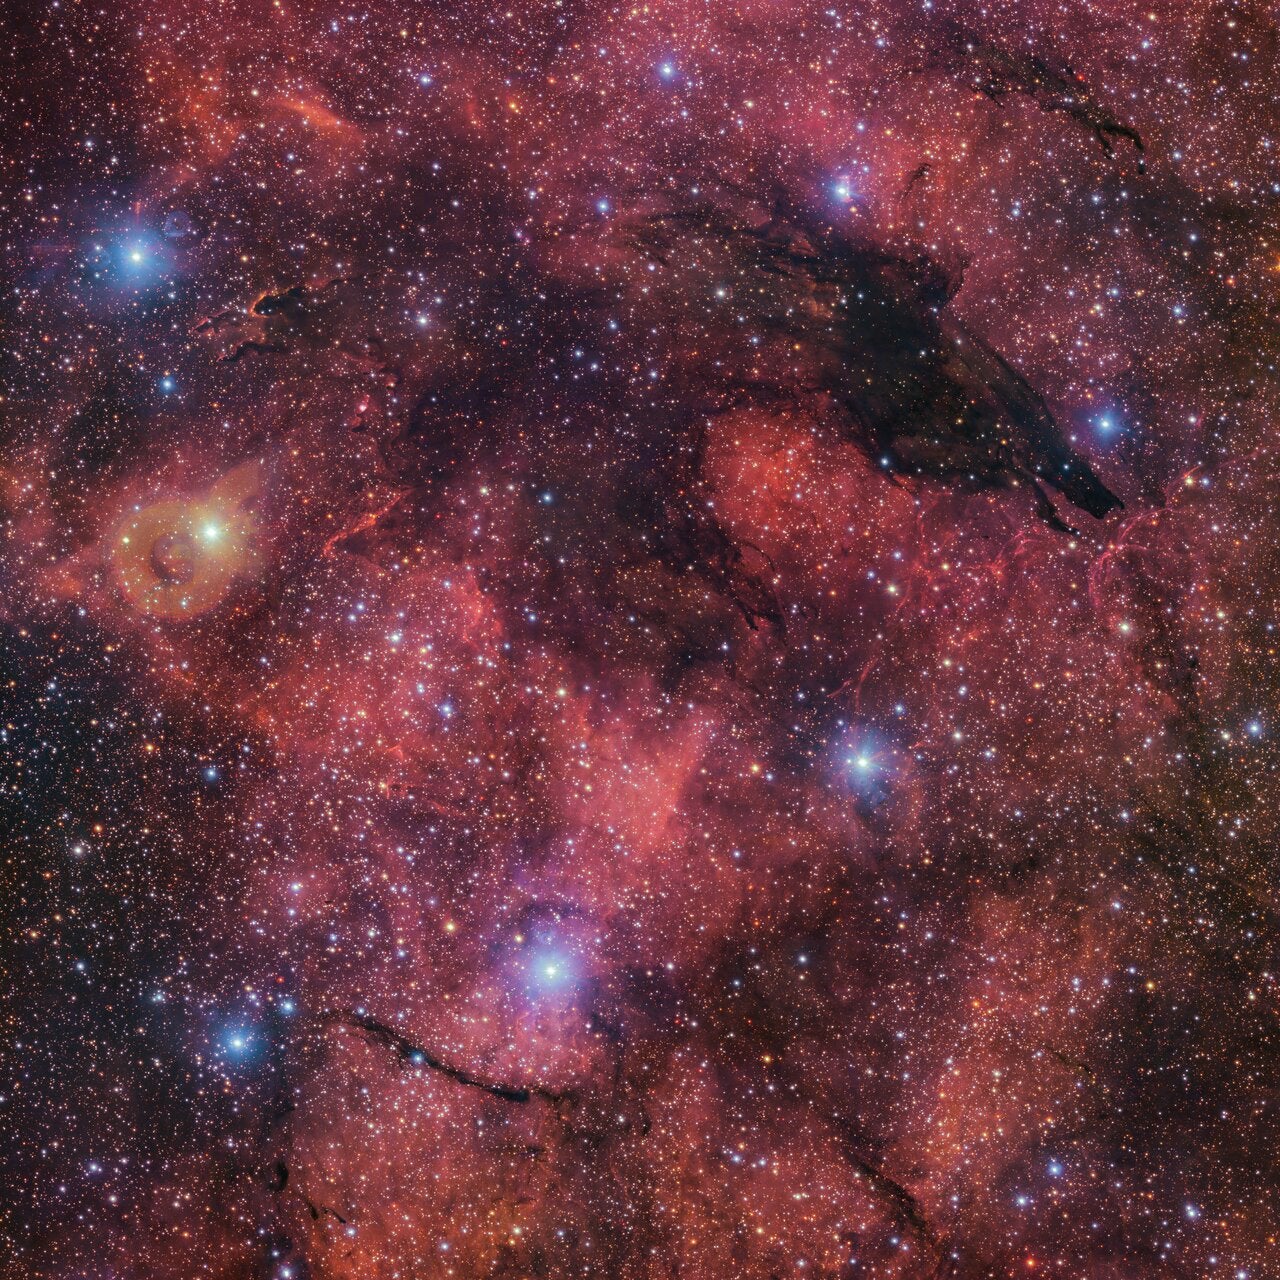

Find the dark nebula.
xmin=2 ymin=1 xmax=1279 ymax=1278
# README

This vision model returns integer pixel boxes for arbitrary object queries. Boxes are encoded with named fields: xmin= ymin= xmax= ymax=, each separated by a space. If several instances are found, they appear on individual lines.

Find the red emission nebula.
xmin=3 ymin=1 xmax=1280 ymax=1278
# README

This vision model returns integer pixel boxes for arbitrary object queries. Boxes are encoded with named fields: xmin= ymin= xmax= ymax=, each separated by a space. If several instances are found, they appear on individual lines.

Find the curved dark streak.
xmin=935 ymin=23 xmax=1146 ymax=172
xmin=329 ymin=1010 xmax=564 ymax=1106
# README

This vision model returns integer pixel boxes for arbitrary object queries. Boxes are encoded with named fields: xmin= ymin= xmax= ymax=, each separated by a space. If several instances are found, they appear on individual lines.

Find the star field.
xmin=2 ymin=1 xmax=1280 ymax=1277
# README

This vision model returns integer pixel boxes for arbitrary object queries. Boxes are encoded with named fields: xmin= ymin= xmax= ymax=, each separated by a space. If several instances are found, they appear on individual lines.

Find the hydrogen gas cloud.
xmin=3 ymin=1 xmax=1280 ymax=1277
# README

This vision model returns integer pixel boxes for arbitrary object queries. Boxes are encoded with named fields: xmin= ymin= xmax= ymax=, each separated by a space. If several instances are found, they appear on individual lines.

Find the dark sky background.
xmin=2 ymin=1 xmax=1279 ymax=1277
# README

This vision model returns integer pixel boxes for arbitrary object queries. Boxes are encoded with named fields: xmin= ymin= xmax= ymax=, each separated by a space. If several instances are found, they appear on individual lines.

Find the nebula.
xmin=2 ymin=1 xmax=1279 ymax=1278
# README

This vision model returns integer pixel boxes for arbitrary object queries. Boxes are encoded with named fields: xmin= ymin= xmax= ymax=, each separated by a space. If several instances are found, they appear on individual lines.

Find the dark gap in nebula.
xmin=931 ymin=23 xmax=1146 ymax=171
xmin=631 ymin=192 xmax=1122 ymax=527
xmin=333 ymin=1010 xmax=566 ymax=1107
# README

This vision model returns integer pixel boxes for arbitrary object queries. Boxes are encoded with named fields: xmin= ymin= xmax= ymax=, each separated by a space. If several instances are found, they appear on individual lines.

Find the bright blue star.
xmin=836 ymin=728 xmax=897 ymax=807
xmin=222 ymin=1029 xmax=255 ymax=1058
xmin=530 ymin=950 xmax=575 ymax=990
